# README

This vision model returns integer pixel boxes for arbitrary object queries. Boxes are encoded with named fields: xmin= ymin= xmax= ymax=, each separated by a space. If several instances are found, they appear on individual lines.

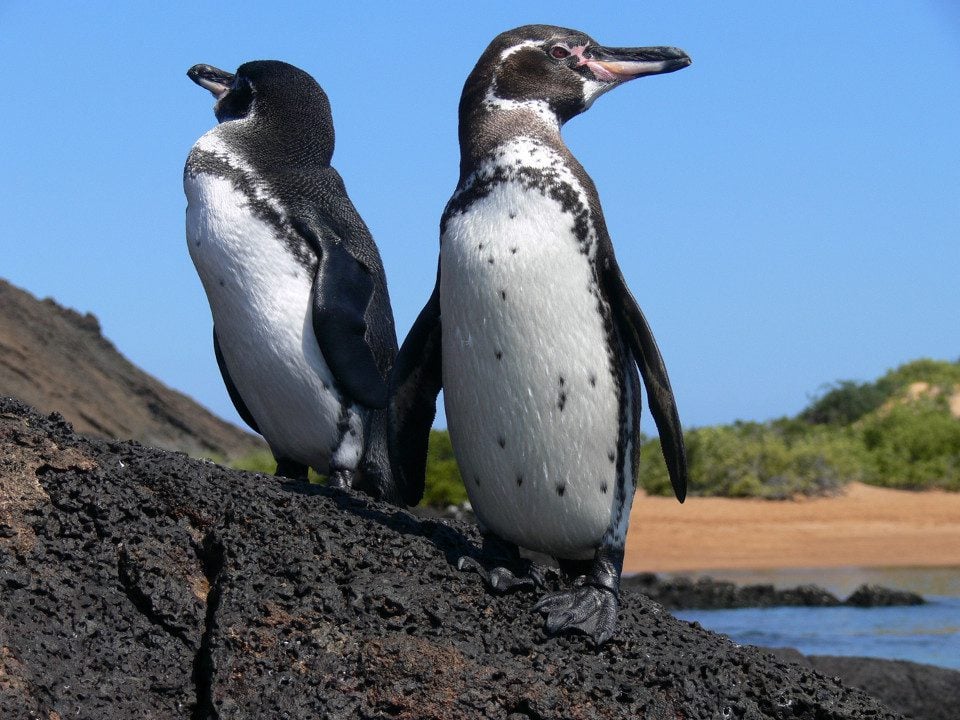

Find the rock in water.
xmin=845 ymin=584 xmax=925 ymax=607
xmin=0 ymin=397 xmax=902 ymax=719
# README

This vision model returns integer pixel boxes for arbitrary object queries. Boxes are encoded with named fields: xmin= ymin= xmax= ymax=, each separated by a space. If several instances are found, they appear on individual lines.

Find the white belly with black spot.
xmin=184 ymin=165 xmax=361 ymax=472
xmin=440 ymin=179 xmax=628 ymax=560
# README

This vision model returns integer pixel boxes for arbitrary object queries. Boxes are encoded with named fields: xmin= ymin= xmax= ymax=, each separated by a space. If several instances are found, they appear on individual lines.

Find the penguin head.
xmin=188 ymin=60 xmax=334 ymax=165
xmin=464 ymin=25 xmax=691 ymax=125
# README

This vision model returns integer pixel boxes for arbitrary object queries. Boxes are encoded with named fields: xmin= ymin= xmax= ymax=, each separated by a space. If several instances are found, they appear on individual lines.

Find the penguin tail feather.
xmin=355 ymin=407 xmax=406 ymax=506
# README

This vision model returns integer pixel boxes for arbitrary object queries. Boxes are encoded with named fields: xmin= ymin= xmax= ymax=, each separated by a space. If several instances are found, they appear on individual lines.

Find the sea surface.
xmin=664 ymin=567 xmax=960 ymax=670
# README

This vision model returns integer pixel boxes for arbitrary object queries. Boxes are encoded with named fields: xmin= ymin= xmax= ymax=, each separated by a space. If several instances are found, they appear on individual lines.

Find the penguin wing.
xmin=290 ymin=217 xmax=390 ymax=410
xmin=388 ymin=269 xmax=444 ymax=505
xmin=605 ymin=265 xmax=688 ymax=502
xmin=213 ymin=327 xmax=261 ymax=435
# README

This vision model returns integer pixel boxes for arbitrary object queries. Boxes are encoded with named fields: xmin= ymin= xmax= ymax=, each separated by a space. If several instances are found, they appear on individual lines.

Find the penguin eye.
xmin=550 ymin=45 xmax=571 ymax=60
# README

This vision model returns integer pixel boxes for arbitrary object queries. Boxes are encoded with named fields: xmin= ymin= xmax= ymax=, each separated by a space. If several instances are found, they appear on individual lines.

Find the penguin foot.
xmin=326 ymin=469 xmax=353 ymax=490
xmin=457 ymin=556 xmax=546 ymax=594
xmin=534 ymin=584 xmax=618 ymax=645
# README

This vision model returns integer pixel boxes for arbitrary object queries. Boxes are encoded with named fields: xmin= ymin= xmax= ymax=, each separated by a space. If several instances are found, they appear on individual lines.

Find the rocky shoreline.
xmin=619 ymin=577 xmax=955 ymax=720
xmin=0 ymin=397 xmax=944 ymax=719
xmin=622 ymin=572 xmax=925 ymax=610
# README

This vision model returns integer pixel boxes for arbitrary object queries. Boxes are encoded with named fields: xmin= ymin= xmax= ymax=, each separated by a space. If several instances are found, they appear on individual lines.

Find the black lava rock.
xmin=845 ymin=584 xmax=925 ymax=607
xmin=623 ymin=574 xmax=925 ymax=611
xmin=0 ymin=397 xmax=904 ymax=719
xmin=770 ymin=650 xmax=960 ymax=720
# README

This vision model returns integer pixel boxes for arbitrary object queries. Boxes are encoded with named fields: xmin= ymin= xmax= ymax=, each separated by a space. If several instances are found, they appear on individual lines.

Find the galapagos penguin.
xmin=184 ymin=60 xmax=409 ymax=505
xmin=391 ymin=26 xmax=690 ymax=642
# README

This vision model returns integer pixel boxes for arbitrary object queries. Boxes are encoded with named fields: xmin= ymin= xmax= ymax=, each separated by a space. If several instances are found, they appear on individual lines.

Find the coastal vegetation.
xmin=421 ymin=429 xmax=468 ymax=506
xmin=228 ymin=429 xmax=467 ymax=503
xmin=229 ymin=358 xmax=960 ymax=504
xmin=639 ymin=358 xmax=960 ymax=498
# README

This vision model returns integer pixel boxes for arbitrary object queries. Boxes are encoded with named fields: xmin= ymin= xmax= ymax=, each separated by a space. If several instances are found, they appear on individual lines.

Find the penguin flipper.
xmin=304 ymin=223 xmax=389 ymax=410
xmin=605 ymin=267 xmax=688 ymax=502
xmin=213 ymin=327 xmax=261 ymax=435
xmin=389 ymin=273 xmax=443 ymax=506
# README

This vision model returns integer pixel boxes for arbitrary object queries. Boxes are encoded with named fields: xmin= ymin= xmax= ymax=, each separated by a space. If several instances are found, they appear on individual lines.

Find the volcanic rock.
xmin=0 ymin=398 xmax=903 ymax=719
xmin=845 ymin=584 xmax=925 ymax=607
xmin=772 ymin=650 xmax=960 ymax=720
xmin=623 ymin=573 xmax=925 ymax=610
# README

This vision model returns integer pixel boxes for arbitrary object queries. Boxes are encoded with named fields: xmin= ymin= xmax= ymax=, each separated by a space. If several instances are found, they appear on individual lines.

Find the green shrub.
xmin=230 ymin=450 xmax=277 ymax=474
xmin=858 ymin=401 xmax=960 ymax=490
xmin=639 ymin=421 xmax=863 ymax=499
xmin=880 ymin=358 xmax=960 ymax=391
xmin=800 ymin=380 xmax=890 ymax=425
xmin=799 ymin=359 xmax=960 ymax=427
xmin=422 ymin=430 xmax=468 ymax=507
xmin=229 ymin=451 xmax=322 ymax=483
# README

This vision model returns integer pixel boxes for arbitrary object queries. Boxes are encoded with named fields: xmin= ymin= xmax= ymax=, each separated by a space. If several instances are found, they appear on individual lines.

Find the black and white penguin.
xmin=391 ymin=26 xmax=690 ymax=642
xmin=185 ymin=60 xmax=409 ymax=505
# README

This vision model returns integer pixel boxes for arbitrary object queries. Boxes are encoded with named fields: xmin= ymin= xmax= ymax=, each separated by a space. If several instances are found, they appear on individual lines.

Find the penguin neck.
xmin=221 ymin=117 xmax=333 ymax=170
xmin=458 ymin=101 xmax=564 ymax=183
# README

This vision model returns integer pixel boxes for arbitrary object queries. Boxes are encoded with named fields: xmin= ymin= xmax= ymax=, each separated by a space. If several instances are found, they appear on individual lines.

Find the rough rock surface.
xmin=804 ymin=657 xmax=957 ymax=720
xmin=772 ymin=650 xmax=960 ymax=720
xmin=0 ymin=278 xmax=263 ymax=459
xmin=0 ymin=398 xmax=903 ymax=719
xmin=622 ymin=573 xmax=924 ymax=610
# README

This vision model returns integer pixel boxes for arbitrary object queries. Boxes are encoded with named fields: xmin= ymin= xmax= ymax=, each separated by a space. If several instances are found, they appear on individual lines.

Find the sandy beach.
xmin=625 ymin=482 xmax=960 ymax=573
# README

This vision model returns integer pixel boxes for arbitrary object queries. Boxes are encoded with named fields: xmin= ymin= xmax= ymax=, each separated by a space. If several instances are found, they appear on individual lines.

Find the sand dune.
xmin=626 ymin=482 xmax=960 ymax=573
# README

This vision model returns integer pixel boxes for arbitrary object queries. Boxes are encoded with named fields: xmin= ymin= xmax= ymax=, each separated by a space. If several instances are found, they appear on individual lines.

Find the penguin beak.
xmin=581 ymin=45 xmax=691 ymax=83
xmin=187 ymin=64 xmax=235 ymax=100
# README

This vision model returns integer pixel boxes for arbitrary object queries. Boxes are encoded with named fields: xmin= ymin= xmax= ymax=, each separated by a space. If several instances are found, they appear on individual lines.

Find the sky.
xmin=2 ymin=2 xmax=959 ymax=437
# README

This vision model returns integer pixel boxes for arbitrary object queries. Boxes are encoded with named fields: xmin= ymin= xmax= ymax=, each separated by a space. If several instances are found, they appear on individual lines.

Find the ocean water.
xmin=668 ymin=567 xmax=960 ymax=670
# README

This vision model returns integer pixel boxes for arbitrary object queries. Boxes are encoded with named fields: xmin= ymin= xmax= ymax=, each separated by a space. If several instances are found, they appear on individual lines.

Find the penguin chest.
xmin=184 ymin=167 xmax=359 ymax=471
xmin=440 ymin=179 xmax=630 ymax=560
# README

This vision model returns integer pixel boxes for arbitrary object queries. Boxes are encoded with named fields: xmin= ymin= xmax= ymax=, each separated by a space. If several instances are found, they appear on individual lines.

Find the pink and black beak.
xmin=187 ymin=63 xmax=235 ymax=100
xmin=566 ymin=43 xmax=690 ymax=109
xmin=577 ymin=44 xmax=691 ymax=84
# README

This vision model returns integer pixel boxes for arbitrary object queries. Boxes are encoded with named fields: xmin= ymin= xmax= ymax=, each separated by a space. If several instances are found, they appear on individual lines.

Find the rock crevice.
xmin=192 ymin=529 xmax=226 ymax=720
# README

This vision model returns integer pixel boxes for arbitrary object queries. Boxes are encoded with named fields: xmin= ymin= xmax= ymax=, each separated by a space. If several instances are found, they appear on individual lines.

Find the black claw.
xmin=457 ymin=555 xmax=544 ymax=595
xmin=527 ymin=564 xmax=548 ymax=588
xmin=326 ymin=469 xmax=353 ymax=490
xmin=489 ymin=566 xmax=536 ymax=592
xmin=457 ymin=555 xmax=484 ymax=574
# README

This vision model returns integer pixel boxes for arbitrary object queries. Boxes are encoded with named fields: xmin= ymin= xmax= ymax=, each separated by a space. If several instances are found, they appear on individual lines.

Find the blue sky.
xmin=2 ymin=2 xmax=958 ymax=435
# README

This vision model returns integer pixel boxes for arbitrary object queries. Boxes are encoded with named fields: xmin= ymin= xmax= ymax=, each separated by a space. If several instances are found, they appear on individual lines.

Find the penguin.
xmin=390 ymin=26 xmax=690 ymax=642
xmin=184 ymin=60 xmax=410 ymax=505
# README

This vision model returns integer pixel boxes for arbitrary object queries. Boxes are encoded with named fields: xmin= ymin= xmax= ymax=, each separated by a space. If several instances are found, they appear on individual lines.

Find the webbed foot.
xmin=535 ymin=544 xmax=624 ymax=645
xmin=534 ymin=584 xmax=618 ymax=644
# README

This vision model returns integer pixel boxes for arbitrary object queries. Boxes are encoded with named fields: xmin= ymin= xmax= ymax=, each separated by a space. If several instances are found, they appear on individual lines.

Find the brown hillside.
xmin=0 ymin=278 xmax=264 ymax=460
